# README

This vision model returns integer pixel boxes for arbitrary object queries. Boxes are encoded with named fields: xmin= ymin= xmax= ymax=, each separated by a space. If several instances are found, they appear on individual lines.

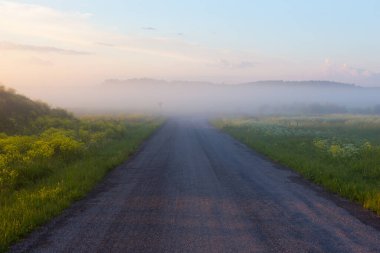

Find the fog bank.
xmin=20 ymin=79 xmax=380 ymax=116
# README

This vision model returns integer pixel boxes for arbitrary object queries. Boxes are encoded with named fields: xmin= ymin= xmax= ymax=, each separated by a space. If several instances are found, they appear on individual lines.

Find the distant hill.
xmin=100 ymin=79 xmax=380 ymax=115
xmin=15 ymin=79 xmax=380 ymax=116
xmin=239 ymin=80 xmax=358 ymax=88
xmin=0 ymin=86 xmax=73 ymax=134
xmin=104 ymin=79 xmax=359 ymax=88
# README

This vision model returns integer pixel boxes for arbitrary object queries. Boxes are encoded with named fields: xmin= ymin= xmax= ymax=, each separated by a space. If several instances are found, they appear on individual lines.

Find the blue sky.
xmin=1 ymin=0 xmax=380 ymax=87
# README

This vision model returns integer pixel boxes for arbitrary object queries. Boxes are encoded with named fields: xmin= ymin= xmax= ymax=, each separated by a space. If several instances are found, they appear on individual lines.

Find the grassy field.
xmin=213 ymin=115 xmax=380 ymax=215
xmin=0 ymin=116 xmax=162 ymax=252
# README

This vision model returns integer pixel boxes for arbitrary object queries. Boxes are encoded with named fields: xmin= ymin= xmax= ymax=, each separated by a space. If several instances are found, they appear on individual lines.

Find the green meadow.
xmin=213 ymin=115 xmax=380 ymax=215
xmin=0 ymin=115 xmax=161 ymax=252
xmin=0 ymin=86 xmax=162 ymax=252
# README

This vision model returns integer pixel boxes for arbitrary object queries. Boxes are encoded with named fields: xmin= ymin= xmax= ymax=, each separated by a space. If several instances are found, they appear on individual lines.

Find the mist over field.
xmin=18 ymin=79 xmax=380 ymax=116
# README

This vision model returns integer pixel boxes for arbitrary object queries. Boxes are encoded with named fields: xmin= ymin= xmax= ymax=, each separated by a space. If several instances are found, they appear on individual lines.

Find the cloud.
xmin=28 ymin=57 xmax=54 ymax=66
xmin=0 ymin=1 xmax=206 ymax=63
xmin=0 ymin=1 xmax=260 ymax=66
xmin=142 ymin=27 xmax=156 ymax=31
xmin=0 ymin=1 xmax=97 ymax=47
xmin=237 ymin=61 xmax=256 ymax=69
xmin=96 ymin=42 xmax=115 ymax=47
xmin=0 ymin=1 xmax=272 ymax=86
xmin=219 ymin=59 xmax=256 ymax=69
xmin=323 ymin=59 xmax=380 ymax=86
xmin=0 ymin=41 xmax=91 ymax=55
xmin=340 ymin=64 xmax=372 ymax=78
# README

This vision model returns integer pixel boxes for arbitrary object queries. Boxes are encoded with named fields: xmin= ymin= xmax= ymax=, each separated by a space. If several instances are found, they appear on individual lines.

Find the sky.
xmin=1 ymin=0 xmax=380 ymax=90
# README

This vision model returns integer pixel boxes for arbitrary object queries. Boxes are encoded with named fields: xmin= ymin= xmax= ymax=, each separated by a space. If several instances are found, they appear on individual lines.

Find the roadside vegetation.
xmin=213 ymin=115 xmax=380 ymax=215
xmin=0 ymin=87 xmax=162 ymax=252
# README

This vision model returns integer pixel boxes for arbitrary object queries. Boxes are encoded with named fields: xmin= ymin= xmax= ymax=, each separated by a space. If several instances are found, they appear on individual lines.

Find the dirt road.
xmin=10 ymin=118 xmax=380 ymax=252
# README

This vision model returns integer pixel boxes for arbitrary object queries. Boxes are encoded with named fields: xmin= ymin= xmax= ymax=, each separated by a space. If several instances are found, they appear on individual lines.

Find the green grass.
xmin=213 ymin=115 xmax=380 ymax=215
xmin=0 ymin=118 xmax=162 ymax=252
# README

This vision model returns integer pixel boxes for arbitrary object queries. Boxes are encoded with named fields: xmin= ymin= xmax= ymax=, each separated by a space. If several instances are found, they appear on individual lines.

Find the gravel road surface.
xmin=10 ymin=118 xmax=380 ymax=252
